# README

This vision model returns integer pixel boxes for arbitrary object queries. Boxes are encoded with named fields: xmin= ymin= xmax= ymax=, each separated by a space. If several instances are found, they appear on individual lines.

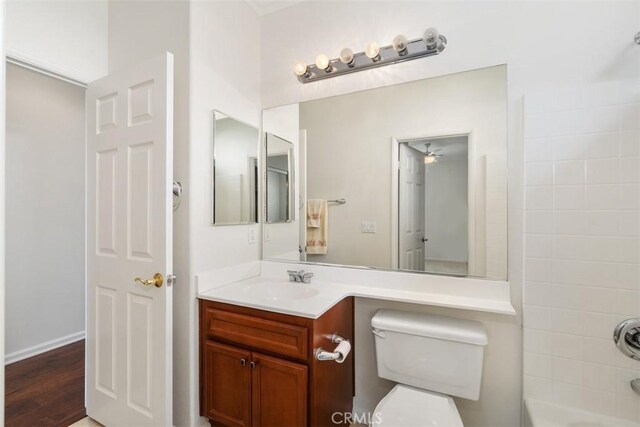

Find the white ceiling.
xmin=245 ymin=0 xmax=305 ymax=16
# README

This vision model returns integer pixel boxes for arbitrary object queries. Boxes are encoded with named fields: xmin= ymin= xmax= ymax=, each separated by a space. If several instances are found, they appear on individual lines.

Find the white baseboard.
xmin=5 ymin=331 xmax=85 ymax=365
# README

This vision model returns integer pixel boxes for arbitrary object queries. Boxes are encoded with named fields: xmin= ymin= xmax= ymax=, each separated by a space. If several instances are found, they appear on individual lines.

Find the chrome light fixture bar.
xmin=294 ymin=28 xmax=447 ymax=84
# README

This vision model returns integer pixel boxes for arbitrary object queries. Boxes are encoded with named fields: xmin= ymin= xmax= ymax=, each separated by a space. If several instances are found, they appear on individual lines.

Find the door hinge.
xmin=166 ymin=274 xmax=177 ymax=287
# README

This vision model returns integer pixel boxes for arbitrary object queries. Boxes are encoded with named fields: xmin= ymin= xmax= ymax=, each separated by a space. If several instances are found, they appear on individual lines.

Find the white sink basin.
xmin=243 ymin=282 xmax=319 ymax=301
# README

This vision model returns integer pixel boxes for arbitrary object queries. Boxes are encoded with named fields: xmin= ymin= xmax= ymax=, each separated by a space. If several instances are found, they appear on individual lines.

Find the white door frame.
xmin=390 ymin=131 xmax=476 ymax=273
xmin=0 ymin=4 xmax=6 ymax=421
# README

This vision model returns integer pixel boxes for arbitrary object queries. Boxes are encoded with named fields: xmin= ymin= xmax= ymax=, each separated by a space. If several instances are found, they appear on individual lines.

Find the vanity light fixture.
xmin=392 ymin=35 xmax=409 ymax=56
xmin=423 ymin=27 xmax=440 ymax=49
xmin=339 ymin=48 xmax=355 ymax=67
xmin=365 ymin=42 xmax=381 ymax=61
xmin=293 ymin=27 xmax=447 ymax=84
xmin=294 ymin=61 xmax=310 ymax=78
xmin=315 ymin=54 xmax=332 ymax=72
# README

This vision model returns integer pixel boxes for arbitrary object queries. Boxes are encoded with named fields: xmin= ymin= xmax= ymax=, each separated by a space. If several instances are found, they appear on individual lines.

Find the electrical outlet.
xmin=361 ymin=221 xmax=377 ymax=233
xmin=248 ymin=226 xmax=257 ymax=244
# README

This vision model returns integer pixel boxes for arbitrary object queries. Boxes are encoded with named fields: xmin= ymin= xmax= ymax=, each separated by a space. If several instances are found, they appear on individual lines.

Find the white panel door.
xmin=86 ymin=52 xmax=174 ymax=426
xmin=398 ymin=144 xmax=426 ymax=271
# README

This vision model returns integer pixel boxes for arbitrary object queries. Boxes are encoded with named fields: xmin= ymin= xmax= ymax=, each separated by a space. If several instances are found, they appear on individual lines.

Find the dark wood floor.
xmin=5 ymin=340 xmax=86 ymax=427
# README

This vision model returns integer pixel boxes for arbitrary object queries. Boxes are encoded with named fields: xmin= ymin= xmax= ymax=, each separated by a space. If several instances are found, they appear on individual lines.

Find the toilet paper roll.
xmin=334 ymin=340 xmax=351 ymax=363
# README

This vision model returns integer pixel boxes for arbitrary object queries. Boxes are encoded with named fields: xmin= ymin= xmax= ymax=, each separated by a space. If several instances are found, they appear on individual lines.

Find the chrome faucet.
xmin=287 ymin=270 xmax=314 ymax=284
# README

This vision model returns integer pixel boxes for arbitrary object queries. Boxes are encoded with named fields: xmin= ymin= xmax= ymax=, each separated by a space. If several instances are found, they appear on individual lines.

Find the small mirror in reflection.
xmin=265 ymin=133 xmax=295 ymax=223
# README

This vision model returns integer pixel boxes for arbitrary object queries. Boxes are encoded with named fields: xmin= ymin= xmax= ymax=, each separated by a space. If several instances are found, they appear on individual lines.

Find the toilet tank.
xmin=371 ymin=309 xmax=487 ymax=400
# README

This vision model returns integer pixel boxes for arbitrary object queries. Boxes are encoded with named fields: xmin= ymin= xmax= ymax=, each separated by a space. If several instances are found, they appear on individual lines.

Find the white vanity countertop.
xmin=198 ymin=276 xmax=349 ymax=318
xmin=196 ymin=261 xmax=516 ymax=319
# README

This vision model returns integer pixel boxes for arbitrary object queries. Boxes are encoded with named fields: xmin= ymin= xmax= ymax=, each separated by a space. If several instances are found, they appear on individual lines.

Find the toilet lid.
xmin=371 ymin=384 xmax=463 ymax=427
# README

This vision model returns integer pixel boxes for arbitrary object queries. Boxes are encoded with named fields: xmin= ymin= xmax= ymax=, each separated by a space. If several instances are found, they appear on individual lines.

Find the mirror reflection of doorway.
xmin=398 ymin=136 xmax=469 ymax=276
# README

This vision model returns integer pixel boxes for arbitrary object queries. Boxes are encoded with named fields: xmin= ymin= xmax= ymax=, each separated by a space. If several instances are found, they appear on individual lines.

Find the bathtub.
xmin=524 ymin=399 xmax=640 ymax=427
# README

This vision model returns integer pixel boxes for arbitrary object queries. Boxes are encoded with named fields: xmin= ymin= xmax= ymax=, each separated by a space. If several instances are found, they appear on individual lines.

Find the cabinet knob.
xmin=250 ymin=361 xmax=256 ymax=369
xmin=240 ymin=358 xmax=246 ymax=367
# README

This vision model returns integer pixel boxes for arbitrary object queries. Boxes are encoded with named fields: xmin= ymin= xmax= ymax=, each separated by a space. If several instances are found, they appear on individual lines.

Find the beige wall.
xmin=425 ymin=155 xmax=469 ymax=263
xmin=5 ymin=64 xmax=86 ymax=360
xmin=299 ymin=66 xmax=507 ymax=278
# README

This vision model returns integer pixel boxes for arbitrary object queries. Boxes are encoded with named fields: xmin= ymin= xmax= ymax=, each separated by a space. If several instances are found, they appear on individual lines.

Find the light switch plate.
xmin=248 ymin=226 xmax=257 ymax=244
xmin=361 ymin=221 xmax=377 ymax=233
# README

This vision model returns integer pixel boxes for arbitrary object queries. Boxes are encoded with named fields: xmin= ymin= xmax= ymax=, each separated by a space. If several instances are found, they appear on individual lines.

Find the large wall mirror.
xmin=262 ymin=65 xmax=508 ymax=279
xmin=212 ymin=110 xmax=259 ymax=225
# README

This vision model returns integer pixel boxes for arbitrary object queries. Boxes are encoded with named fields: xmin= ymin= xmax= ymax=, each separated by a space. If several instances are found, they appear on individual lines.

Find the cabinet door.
xmin=251 ymin=352 xmax=308 ymax=427
xmin=204 ymin=341 xmax=251 ymax=426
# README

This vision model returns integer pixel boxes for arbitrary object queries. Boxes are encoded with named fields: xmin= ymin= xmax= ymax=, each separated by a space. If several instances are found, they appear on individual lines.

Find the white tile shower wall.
xmin=523 ymin=78 xmax=640 ymax=422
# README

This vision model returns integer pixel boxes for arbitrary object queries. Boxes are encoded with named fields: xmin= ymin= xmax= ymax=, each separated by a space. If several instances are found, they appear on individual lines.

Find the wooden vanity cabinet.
xmin=251 ymin=352 xmax=308 ymax=427
xmin=199 ymin=297 xmax=354 ymax=427
xmin=203 ymin=341 xmax=307 ymax=427
xmin=203 ymin=341 xmax=252 ymax=426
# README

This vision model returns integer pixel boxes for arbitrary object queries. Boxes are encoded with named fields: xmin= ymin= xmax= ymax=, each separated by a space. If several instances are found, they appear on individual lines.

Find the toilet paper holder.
xmin=315 ymin=334 xmax=350 ymax=362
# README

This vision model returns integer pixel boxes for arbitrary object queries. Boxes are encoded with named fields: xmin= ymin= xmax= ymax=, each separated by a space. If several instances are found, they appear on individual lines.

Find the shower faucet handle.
xmin=613 ymin=318 xmax=640 ymax=361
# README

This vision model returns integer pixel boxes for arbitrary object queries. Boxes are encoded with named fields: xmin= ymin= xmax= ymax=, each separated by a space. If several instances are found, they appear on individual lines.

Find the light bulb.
xmin=423 ymin=27 xmax=440 ymax=48
xmin=293 ymin=62 xmax=308 ymax=76
xmin=339 ymin=48 xmax=355 ymax=65
xmin=424 ymin=155 xmax=437 ymax=164
xmin=392 ymin=35 xmax=409 ymax=54
xmin=315 ymin=54 xmax=330 ymax=71
xmin=365 ymin=42 xmax=380 ymax=61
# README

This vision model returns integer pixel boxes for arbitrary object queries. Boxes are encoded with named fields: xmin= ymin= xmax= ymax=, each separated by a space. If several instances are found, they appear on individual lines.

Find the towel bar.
xmin=328 ymin=198 xmax=347 ymax=204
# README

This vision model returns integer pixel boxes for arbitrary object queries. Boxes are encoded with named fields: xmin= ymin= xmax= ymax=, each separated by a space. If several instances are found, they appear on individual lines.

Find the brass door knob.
xmin=134 ymin=273 xmax=164 ymax=288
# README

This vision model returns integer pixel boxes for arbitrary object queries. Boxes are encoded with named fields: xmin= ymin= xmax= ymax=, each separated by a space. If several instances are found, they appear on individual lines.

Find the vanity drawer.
xmin=204 ymin=308 xmax=309 ymax=360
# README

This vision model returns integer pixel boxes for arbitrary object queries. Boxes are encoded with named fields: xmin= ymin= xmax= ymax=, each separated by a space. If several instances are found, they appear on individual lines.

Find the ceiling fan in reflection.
xmin=423 ymin=143 xmax=444 ymax=164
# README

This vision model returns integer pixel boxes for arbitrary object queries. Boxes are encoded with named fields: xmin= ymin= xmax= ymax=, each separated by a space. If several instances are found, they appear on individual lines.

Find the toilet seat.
xmin=371 ymin=384 xmax=463 ymax=427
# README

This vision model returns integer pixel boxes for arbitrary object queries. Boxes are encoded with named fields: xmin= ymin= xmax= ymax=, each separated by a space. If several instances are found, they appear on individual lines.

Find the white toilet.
xmin=370 ymin=310 xmax=488 ymax=426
